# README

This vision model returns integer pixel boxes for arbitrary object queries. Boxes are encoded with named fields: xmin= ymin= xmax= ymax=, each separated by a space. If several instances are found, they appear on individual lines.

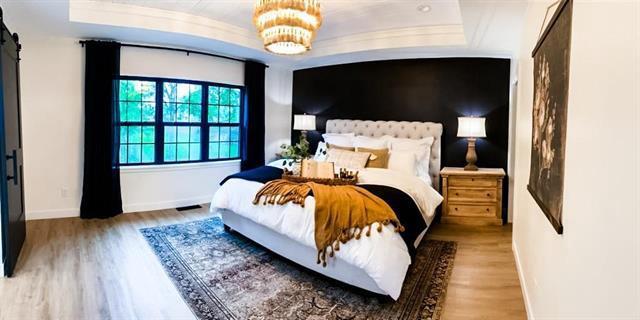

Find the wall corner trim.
xmin=513 ymin=240 xmax=535 ymax=320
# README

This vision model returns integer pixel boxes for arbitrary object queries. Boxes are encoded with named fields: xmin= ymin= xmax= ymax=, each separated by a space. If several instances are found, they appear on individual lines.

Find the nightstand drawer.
xmin=448 ymin=176 xmax=498 ymax=188
xmin=448 ymin=188 xmax=498 ymax=202
xmin=448 ymin=204 xmax=497 ymax=217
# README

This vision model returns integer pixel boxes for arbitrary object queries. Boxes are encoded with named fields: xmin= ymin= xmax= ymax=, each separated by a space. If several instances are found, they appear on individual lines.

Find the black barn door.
xmin=0 ymin=13 xmax=25 ymax=277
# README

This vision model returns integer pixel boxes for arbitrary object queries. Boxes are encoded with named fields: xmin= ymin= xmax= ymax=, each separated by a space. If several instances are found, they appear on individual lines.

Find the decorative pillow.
xmin=322 ymin=132 xmax=355 ymax=148
xmin=314 ymin=142 xmax=328 ymax=161
xmin=327 ymin=143 xmax=356 ymax=151
xmin=356 ymin=147 xmax=389 ymax=168
xmin=353 ymin=135 xmax=389 ymax=149
xmin=383 ymin=136 xmax=435 ymax=179
xmin=325 ymin=148 xmax=371 ymax=169
xmin=387 ymin=150 xmax=418 ymax=176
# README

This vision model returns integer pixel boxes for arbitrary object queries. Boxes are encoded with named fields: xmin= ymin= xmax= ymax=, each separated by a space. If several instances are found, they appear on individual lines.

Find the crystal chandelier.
xmin=253 ymin=0 xmax=323 ymax=55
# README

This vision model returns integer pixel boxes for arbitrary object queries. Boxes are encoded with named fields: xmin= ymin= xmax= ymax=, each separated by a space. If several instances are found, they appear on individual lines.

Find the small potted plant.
xmin=279 ymin=135 xmax=311 ymax=175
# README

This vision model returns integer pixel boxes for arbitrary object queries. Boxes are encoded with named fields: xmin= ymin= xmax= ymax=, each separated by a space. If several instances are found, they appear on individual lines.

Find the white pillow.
xmin=314 ymin=141 xmax=328 ymax=161
xmin=353 ymin=135 xmax=389 ymax=149
xmin=322 ymin=132 xmax=355 ymax=148
xmin=325 ymin=148 xmax=370 ymax=170
xmin=383 ymin=136 xmax=434 ymax=179
xmin=387 ymin=150 xmax=418 ymax=176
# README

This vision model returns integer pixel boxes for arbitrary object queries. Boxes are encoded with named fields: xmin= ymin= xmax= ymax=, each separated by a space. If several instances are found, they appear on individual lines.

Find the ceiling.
xmin=1 ymin=0 xmax=526 ymax=69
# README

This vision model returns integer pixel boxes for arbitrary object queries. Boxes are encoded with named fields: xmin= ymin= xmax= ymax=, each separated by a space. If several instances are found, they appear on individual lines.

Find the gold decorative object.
xmin=253 ymin=0 xmax=323 ymax=55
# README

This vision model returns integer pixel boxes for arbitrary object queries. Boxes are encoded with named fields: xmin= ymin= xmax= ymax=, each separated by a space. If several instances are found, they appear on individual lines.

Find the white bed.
xmin=211 ymin=120 xmax=444 ymax=300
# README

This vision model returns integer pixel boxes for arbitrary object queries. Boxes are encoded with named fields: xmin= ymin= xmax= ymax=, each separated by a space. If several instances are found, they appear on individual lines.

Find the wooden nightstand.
xmin=440 ymin=167 xmax=505 ymax=226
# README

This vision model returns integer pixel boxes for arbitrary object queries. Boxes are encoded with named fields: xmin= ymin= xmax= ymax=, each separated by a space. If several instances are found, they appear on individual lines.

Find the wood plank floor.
xmin=0 ymin=206 xmax=526 ymax=319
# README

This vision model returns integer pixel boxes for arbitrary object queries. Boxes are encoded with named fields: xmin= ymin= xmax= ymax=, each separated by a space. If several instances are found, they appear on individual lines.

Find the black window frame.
xmin=116 ymin=75 xmax=244 ymax=166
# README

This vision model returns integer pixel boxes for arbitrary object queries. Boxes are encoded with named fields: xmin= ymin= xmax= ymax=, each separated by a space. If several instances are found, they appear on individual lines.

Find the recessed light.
xmin=417 ymin=4 xmax=431 ymax=12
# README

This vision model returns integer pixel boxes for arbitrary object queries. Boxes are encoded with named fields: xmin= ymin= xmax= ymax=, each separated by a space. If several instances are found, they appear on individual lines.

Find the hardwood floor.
xmin=0 ymin=206 xmax=526 ymax=319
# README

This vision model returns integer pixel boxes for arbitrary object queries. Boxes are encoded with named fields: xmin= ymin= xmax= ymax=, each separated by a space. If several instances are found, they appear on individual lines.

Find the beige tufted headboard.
xmin=325 ymin=119 xmax=443 ymax=190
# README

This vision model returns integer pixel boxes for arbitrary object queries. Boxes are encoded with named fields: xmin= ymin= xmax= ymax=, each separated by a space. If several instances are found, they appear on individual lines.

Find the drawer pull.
xmin=487 ymin=193 xmax=491 ymax=197
xmin=454 ymin=207 xmax=458 ymax=211
xmin=486 ymin=208 xmax=490 ymax=212
xmin=455 ymin=192 xmax=460 ymax=196
xmin=471 ymin=178 xmax=475 ymax=181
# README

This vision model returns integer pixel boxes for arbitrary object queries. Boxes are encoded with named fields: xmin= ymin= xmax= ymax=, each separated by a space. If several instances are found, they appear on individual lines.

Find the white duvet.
xmin=210 ymin=163 xmax=443 ymax=299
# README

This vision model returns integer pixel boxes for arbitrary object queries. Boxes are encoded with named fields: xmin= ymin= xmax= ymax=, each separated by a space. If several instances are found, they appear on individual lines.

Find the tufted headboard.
xmin=325 ymin=119 xmax=443 ymax=190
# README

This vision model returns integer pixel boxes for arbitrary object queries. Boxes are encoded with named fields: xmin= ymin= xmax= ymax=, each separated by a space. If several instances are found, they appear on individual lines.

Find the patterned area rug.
xmin=141 ymin=217 xmax=456 ymax=320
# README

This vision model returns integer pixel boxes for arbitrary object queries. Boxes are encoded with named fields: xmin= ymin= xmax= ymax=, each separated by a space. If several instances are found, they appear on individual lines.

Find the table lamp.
xmin=293 ymin=113 xmax=316 ymax=148
xmin=457 ymin=117 xmax=486 ymax=171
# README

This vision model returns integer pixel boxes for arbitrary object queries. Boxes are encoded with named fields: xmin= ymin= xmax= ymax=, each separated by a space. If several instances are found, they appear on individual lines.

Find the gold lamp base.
xmin=464 ymin=138 xmax=479 ymax=171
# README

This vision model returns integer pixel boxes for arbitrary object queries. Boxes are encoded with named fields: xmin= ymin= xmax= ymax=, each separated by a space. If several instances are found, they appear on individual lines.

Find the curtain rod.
xmin=78 ymin=40 xmax=268 ymax=67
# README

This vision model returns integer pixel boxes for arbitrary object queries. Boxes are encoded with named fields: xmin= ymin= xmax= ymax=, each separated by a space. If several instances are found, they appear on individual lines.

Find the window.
xmin=117 ymin=77 xmax=243 ymax=165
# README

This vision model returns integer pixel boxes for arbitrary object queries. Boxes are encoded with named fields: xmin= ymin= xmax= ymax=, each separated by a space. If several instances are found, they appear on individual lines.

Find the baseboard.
xmin=122 ymin=196 xmax=211 ymax=213
xmin=27 ymin=208 xmax=80 ymax=220
xmin=512 ymin=240 xmax=535 ymax=320
xmin=26 ymin=196 xmax=212 ymax=220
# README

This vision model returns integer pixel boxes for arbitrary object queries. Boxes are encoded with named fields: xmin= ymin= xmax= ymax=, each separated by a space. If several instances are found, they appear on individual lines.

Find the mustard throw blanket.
xmin=253 ymin=179 xmax=405 ymax=266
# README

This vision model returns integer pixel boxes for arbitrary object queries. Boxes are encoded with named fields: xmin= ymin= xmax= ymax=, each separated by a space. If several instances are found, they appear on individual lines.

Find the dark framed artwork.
xmin=527 ymin=0 xmax=572 ymax=234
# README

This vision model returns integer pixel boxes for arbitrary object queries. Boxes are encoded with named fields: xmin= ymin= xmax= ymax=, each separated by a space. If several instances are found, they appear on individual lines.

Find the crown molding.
xmin=308 ymin=25 xmax=467 ymax=57
xmin=68 ymin=0 xmax=262 ymax=50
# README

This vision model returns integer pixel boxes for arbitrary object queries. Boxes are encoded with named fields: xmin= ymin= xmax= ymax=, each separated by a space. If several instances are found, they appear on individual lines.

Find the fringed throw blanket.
xmin=253 ymin=179 xmax=405 ymax=266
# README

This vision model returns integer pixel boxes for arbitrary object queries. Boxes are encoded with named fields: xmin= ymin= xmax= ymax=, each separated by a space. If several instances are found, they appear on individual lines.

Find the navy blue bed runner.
xmin=220 ymin=166 xmax=427 ymax=259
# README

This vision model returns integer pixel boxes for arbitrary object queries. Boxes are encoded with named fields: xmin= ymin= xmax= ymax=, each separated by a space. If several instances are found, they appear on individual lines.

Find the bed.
xmin=211 ymin=120 xmax=444 ymax=299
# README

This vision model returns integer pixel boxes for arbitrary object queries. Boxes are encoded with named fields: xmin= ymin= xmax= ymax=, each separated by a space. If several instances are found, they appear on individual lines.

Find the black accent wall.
xmin=292 ymin=58 xmax=511 ymax=222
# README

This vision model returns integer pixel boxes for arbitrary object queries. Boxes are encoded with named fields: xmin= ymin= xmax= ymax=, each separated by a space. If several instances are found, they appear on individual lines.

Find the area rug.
xmin=141 ymin=217 xmax=456 ymax=320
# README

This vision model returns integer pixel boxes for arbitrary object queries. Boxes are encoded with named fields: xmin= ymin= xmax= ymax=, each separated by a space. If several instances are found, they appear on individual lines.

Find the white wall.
xmin=14 ymin=32 xmax=292 ymax=219
xmin=512 ymin=1 xmax=640 ymax=319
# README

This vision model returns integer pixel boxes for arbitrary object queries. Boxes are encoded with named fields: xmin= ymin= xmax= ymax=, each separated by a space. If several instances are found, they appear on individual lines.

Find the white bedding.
xmin=210 ymin=163 xmax=443 ymax=300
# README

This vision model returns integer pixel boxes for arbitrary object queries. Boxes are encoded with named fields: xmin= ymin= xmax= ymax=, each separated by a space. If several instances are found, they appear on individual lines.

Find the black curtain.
xmin=80 ymin=41 xmax=123 ymax=219
xmin=241 ymin=61 xmax=267 ymax=171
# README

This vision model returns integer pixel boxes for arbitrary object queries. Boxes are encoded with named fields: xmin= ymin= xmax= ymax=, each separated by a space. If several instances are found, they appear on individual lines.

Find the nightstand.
xmin=440 ymin=167 xmax=505 ymax=226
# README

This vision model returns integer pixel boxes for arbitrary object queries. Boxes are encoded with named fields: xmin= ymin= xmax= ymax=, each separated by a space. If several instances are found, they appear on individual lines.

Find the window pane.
xmin=219 ymin=106 xmax=230 ymax=123
xmin=189 ymin=105 xmax=201 ymax=123
xmin=120 ymin=126 xmax=128 ymax=144
xmin=163 ymin=82 xmax=176 ymax=103
xmin=142 ymin=103 xmax=155 ymax=122
xmin=209 ymin=127 xmax=220 ymax=142
xmin=119 ymin=102 xmax=127 ymax=122
xmin=189 ymin=84 xmax=202 ymax=104
xmin=177 ymin=83 xmax=190 ymax=103
xmin=220 ymin=87 xmax=230 ymax=105
xmin=128 ymin=144 xmax=141 ymax=163
xmin=230 ymin=142 xmax=239 ymax=158
xmin=119 ymin=145 xmax=127 ymax=164
xmin=127 ymin=102 xmax=141 ymax=122
xmin=142 ymin=126 xmax=155 ymax=143
xmin=141 ymin=82 xmax=156 ymax=102
xmin=177 ymin=143 xmax=189 ymax=161
xmin=189 ymin=143 xmax=200 ymax=161
xmin=220 ymin=127 xmax=230 ymax=141
xmin=208 ymin=86 xmax=219 ymax=104
xmin=131 ymin=81 xmax=143 ymax=101
xmin=220 ymin=142 xmax=230 ymax=158
xmin=230 ymin=127 xmax=239 ymax=141
xmin=177 ymin=103 xmax=189 ymax=122
xmin=177 ymin=127 xmax=190 ymax=143
xmin=230 ymin=107 xmax=240 ymax=124
xmin=119 ymin=80 xmax=130 ymax=100
xmin=142 ymin=144 xmax=154 ymax=163
xmin=208 ymin=106 xmax=219 ymax=123
xmin=164 ymin=144 xmax=176 ymax=162
xmin=128 ymin=126 xmax=142 ymax=143
xmin=190 ymin=127 xmax=201 ymax=143
xmin=163 ymin=103 xmax=176 ymax=122
xmin=165 ymin=126 xmax=176 ymax=143
xmin=230 ymin=88 xmax=241 ymax=107
xmin=209 ymin=142 xmax=219 ymax=159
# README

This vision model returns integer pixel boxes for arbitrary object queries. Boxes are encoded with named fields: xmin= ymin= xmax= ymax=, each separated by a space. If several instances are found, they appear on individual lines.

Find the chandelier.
xmin=253 ymin=0 xmax=323 ymax=55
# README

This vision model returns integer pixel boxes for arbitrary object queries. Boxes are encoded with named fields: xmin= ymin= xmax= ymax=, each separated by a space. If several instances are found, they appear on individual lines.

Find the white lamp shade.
xmin=457 ymin=117 xmax=486 ymax=138
xmin=293 ymin=114 xmax=316 ymax=131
